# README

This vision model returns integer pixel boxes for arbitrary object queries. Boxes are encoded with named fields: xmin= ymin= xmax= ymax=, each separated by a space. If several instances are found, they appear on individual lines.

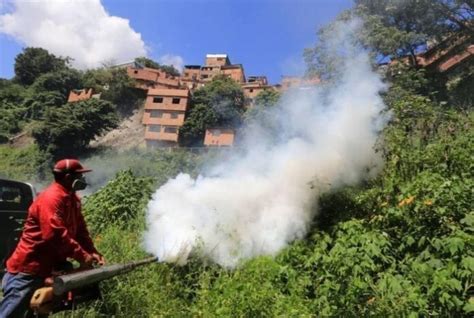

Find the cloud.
xmin=0 ymin=0 xmax=146 ymax=69
xmin=159 ymin=54 xmax=184 ymax=72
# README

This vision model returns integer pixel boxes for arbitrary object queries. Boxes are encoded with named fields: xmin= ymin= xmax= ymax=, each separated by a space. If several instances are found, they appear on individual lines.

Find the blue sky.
xmin=0 ymin=0 xmax=353 ymax=84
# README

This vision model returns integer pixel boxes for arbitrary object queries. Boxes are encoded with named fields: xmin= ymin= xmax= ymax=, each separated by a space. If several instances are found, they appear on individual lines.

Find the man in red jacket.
xmin=0 ymin=159 xmax=104 ymax=318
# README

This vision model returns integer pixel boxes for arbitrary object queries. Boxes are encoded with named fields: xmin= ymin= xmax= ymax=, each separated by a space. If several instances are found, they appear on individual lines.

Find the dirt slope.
xmin=89 ymin=107 xmax=146 ymax=150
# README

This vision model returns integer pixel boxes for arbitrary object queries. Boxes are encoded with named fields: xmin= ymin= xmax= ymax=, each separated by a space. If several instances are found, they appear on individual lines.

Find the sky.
xmin=0 ymin=0 xmax=353 ymax=84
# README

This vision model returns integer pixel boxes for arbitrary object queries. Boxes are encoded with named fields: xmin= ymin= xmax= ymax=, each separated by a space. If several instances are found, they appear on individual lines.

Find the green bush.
xmin=0 ymin=144 xmax=43 ymax=181
xmin=83 ymin=170 xmax=153 ymax=233
xmin=51 ymin=86 xmax=473 ymax=317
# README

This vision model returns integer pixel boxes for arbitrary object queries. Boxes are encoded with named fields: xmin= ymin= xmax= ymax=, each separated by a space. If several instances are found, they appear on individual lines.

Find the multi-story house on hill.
xmin=389 ymin=30 xmax=473 ymax=76
xmin=241 ymin=76 xmax=275 ymax=100
xmin=119 ymin=54 xmax=322 ymax=148
xmin=181 ymin=54 xmax=246 ymax=89
xmin=126 ymin=62 xmax=181 ymax=90
xmin=279 ymin=75 xmax=321 ymax=92
xmin=415 ymin=33 xmax=473 ymax=75
xmin=142 ymin=88 xmax=190 ymax=147
xmin=221 ymin=64 xmax=246 ymax=83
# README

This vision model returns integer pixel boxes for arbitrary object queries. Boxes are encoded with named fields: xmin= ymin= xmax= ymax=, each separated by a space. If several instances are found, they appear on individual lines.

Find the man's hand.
xmin=91 ymin=253 xmax=106 ymax=266
xmin=44 ymin=277 xmax=54 ymax=286
xmin=79 ymin=253 xmax=94 ymax=269
xmin=79 ymin=253 xmax=105 ymax=269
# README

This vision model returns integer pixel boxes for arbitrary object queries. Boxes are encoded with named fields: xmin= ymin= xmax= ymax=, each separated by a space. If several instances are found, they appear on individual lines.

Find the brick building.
xmin=204 ymin=128 xmax=235 ymax=147
xmin=181 ymin=54 xmax=246 ymax=90
xmin=389 ymin=31 xmax=473 ymax=75
xmin=119 ymin=53 xmax=321 ymax=148
xmin=242 ymin=76 xmax=275 ymax=99
xmin=67 ymin=88 xmax=101 ymax=103
xmin=126 ymin=62 xmax=181 ymax=90
xmin=415 ymin=33 xmax=473 ymax=74
xmin=279 ymin=76 xmax=321 ymax=92
xmin=142 ymin=88 xmax=190 ymax=147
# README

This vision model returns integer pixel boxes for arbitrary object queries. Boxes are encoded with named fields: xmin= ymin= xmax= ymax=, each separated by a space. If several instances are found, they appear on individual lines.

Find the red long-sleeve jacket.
xmin=6 ymin=182 xmax=97 ymax=277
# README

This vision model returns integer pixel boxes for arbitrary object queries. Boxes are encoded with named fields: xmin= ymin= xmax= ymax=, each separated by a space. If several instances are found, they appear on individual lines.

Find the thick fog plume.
xmin=144 ymin=20 xmax=388 ymax=267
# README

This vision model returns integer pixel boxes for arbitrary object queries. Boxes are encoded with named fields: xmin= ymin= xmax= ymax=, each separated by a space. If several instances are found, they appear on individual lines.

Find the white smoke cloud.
xmin=144 ymin=19 xmax=388 ymax=268
xmin=159 ymin=54 xmax=184 ymax=72
xmin=0 ymin=0 xmax=146 ymax=69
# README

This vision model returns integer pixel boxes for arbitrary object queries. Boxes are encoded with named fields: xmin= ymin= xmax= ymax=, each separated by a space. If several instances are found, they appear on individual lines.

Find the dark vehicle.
xmin=0 ymin=178 xmax=35 ymax=275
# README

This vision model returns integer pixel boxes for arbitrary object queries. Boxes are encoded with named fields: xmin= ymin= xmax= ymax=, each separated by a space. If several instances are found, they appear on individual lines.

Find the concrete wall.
xmin=221 ymin=66 xmax=245 ymax=83
xmin=205 ymin=55 xmax=230 ymax=66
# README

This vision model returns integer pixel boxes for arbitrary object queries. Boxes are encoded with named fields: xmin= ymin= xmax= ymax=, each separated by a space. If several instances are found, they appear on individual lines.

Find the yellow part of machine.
xmin=30 ymin=287 xmax=54 ymax=315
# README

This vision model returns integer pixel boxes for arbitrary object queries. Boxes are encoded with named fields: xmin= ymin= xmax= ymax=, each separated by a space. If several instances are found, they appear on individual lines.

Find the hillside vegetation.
xmin=0 ymin=1 xmax=472 ymax=317
xmin=64 ymin=75 xmax=471 ymax=317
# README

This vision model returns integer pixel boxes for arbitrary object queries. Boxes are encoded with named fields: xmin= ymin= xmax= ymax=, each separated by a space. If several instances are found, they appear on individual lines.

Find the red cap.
xmin=53 ymin=159 xmax=92 ymax=174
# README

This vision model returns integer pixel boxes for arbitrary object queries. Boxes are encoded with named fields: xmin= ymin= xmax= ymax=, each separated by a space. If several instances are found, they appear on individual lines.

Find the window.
xmin=170 ymin=112 xmax=179 ymax=119
xmin=148 ymin=125 xmax=161 ymax=132
xmin=249 ymin=89 xmax=254 ymax=93
xmin=0 ymin=180 xmax=34 ymax=211
xmin=134 ymin=70 xmax=138 ymax=74
xmin=201 ymin=74 xmax=209 ymax=79
xmin=184 ymin=72 xmax=189 ymax=77
xmin=153 ymin=96 xmax=163 ymax=103
xmin=150 ymin=110 xmax=163 ymax=118
xmin=164 ymin=126 xmax=177 ymax=134
xmin=172 ymin=98 xmax=180 ymax=104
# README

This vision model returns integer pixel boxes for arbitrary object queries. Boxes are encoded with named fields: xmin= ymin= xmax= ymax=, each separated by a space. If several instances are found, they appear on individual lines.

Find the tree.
xmin=21 ymin=91 xmax=65 ymax=120
xmin=134 ymin=57 xmax=180 ymax=77
xmin=254 ymin=89 xmax=281 ymax=108
xmin=0 ymin=79 xmax=30 ymax=104
xmin=355 ymin=0 xmax=473 ymax=64
xmin=304 ymin=1 xmax=474 ymax=79
xmin=179 ymin=75 xmax=246 ymax=146
xmin=0 ymin=80 xmax=31 ymax=140
xmin=244 ymin=89 xmax=281 ymax=123
xmin=32 ymin=99 xmax=118 ymax=159
xmin=179 ymin=104 xmax=219 ymax=146
xmin=14 ymin=47 xmax=69 ymax=86
xmin=83 ymin=68 xmax=145 ymax=116
xmin=0 ymin=101 xmax=23 ymax=141
xmin=30 ymin=68 xmax=83 ymax=101
xmin=192 ymin=75 xmax=246 ymax=123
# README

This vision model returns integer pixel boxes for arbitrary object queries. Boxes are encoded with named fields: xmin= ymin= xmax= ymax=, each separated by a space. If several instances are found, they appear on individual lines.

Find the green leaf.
xmin=463 ymin=301 xmax=474 ymax=313
xmin=461 ymin=257 xmax=474 ymax=272
xmin=446 ymin=237 xmax=465 ymax=255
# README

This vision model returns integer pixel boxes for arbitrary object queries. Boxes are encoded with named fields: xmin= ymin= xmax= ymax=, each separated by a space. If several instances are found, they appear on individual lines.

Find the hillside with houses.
xmin=69 ymin=53 xmax=320 ymax=149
